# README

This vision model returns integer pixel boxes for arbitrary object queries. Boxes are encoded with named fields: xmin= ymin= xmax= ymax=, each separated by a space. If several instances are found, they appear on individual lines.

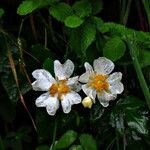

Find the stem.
xmin=123 ymin=0 xmax=132 ymax=25
xmin=50 ymin=118 xmax=57 ymax=150
xmin=120 ymin=0 xmax=132 ymax=25
xmin=126 ymin=37 xmax=150 ymax=110
xmin=106 ymin=137 xmax=116 ymax=150
xmin=116 ymin=132 xmax=120 ymax=150
xmin=142 ymin=0 xmax=150 ymax=28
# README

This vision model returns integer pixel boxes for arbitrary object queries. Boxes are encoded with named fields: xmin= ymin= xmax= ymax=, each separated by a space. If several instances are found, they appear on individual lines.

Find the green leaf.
xmin=79 ymin=134 xmax=97 ymax=150
xmin=65 ymin=15 xmax=84 ymax=28
xmin=89 ymin=0 xmax=103 ymax=14
xmin=110 ymin=110 xmax=125 ymax=135
xmin=92 ymin=16 xmax=104 ymax=31
xmin=0 ymin=35 xmax=31 ymax=103
xmin=43 ymin=58 xmax=54 ymax=74
xmin=36 ymin=145 xmax=49 ymax=150
xmin=90 ymin=103 xmax=105 ymax=122
xmin=0 ymin=8 xmax=4 ymax=18
xmin=116 ymin=96 xmax=145 ymax=110
xmin=110 ymin=96 xmax=148 ymax=135
xmin=140 ymin=50 xmax=150 ymax=68
xmin=73 ymin=0 xmax=92 ymax=18
xmin=49 ymin=2 xmax=73 ymax=22
xmin=17 ymin=0 xmax=48 ymax=15
xmin=70 ymin=22 xmax=96 ymax=57
xmin=55 ymin=130 xmax=77 ymax=149
xmin=125 ymin=110 xmax=148 ymax=135
xmin=31 ymin=44 xmax=54 ymax=63
xmin=69 ymin=145 xmax=83 ymax=150
xmin=103 ymin=36 xmax=126 ymax=61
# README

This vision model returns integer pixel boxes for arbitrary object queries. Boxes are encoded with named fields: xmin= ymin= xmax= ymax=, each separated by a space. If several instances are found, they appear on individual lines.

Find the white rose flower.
xmin=79 ymin=57 xmax=124 ymax=107
xmin=32 ymin=59 xmax=81 ymax=115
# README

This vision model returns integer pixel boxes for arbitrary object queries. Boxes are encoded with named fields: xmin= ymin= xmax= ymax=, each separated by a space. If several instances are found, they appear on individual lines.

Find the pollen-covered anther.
xmin=49 ymin=80 xmax=71 ymax=100
xmin=89 ymin=74 xmax=109 ymax=91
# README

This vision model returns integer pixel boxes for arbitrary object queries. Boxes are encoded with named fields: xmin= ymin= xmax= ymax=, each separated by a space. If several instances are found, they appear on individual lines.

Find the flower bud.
xmin=82 ymin=96 xmax=93 ymax=109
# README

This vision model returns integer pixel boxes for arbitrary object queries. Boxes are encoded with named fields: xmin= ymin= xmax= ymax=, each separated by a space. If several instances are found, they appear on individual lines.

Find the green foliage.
xmin=17 ymin=0 xmax=50 ymax=15
xmin=103 ymin=36 xmax=126 ymax=61
xmin=69 ymin=145 xmax=83 ymax=150
xmin=70 ymin=21 xmax=96 ymax=57
xmin=110 ymin=96 xmax=148 ymax=135
xmin=1 ymin=1 xmax=150 ymax=150
xmin=49 ymin=3 xmax=73 ymax=22
xmin=140 ymin=50 xmax=150 ymax=67
xmin=79 ymin=134 xmax=97 ymax=150
xmin=89 ymin=0 xmax=103 ymax=14
xmin=36 ymin=145 xmax=49 ymax=150
xmin=65 ymin=15 xmax=84 ymax=28
xmin=55 ymin=130 xmax=77 ymax=149
xmin=0 ymin=8 xmax=4 ymax=18
xmin=72 ymin=0 xmax=92 ymax=18
xmin=43 ymin=57 xmax=54 ymax=74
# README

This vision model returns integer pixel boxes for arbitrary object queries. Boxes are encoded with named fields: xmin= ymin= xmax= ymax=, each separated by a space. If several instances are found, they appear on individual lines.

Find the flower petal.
xmin=97 ymin=91 xmax=117 ymax=107
xmin=79 ymin=62 xmax=94 ymax=83
xmin=93 ymin=57 xmax=114 ymax=74
xmin=61 ymin=98 xmax=71 ymax=114
xmin=109 ymin=82 xmax=124 ymax=94
xmin=107 ymin=72 xmax=122 ymax=83
xmin=35 ymin=92 xmax=50 ymax=107
xmin=67 ymin=76 xmax=81 ymax=92
xmin=99 ymin=100 xmax=109 ymax=107
xmin=82 ymin=84 xmax=96 ymax=102
xmin=63 ymin=91 xmax=81 ymax=105
xmin=32 ymin=69 xmax=55 ymax=83
xmin=54 ymin=59 xmax=74 ymax=80
xmin=32 ymin=79 xmax=52 ymax=91
xmin=46 ymin=96 xmax=59 ymax=116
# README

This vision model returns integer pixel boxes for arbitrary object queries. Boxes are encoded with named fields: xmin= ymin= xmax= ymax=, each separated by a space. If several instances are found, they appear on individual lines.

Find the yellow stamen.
xmin=49 ymin=80 xmax=71 ymax=100
xmin=88 ymin=74 xmax=109 ymax=91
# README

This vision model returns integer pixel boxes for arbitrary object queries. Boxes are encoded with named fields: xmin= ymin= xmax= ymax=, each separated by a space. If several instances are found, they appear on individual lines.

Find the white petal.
xmin=63 ymin=91 xmax=81 ymax=105
xmin=79 ymin=62 xmax=94 ymax=83
xmin=32 ymin=69 xmax=56 ymax=83
xmin=93 ymin=57 xmax=114 ymax=74
xmin=67 ymin=76 xmax=81 ymax=92
xmin=82 ymin=84 xmax=96 ymax=102
xmin=32 ymin=79 xmax=52 ymax=91
xmin=35 ymin=92 xmax=49 ymax=107
xmin=107 ymin=72 xmax=122 ymax=83
xmin=97 ymin=91 xmax=117 ymax=107
xmin=99 ymin=101 xmax=109 ymax=107
xmin=45 ymin=96 xmax=59 ymax=116
xmin=54 ymin=59 xmax=74 ymax=80
xmin=61 ymin=98 xmax=71 ymax=114
xmin=109 ymin=82 xmax=124 ymax=94
xmin=67 ymin=76 xmax=78 ymax=85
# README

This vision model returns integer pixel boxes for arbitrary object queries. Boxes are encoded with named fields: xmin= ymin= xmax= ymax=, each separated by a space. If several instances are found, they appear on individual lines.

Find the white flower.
xmin=79 ymin=57 xmax=124 ymax=107
xmin=32 ymin=59 xmax=81 ymax=116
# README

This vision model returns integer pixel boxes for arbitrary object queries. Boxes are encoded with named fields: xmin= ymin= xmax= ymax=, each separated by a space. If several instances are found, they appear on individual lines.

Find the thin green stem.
xmin=106 ymin=137 xmax=116 ymax=150
xmin=126 ymin=37 xmax=150 ymax=110
xmin=116 ymin=132 xmax=120 ymax=150
xmin=120 ymin=0 xmax=132 ymax=25
xmin=142 ymin=0 xmax=150 ymax=27
xmin=50 ymin=118 xmax=57 ymax=150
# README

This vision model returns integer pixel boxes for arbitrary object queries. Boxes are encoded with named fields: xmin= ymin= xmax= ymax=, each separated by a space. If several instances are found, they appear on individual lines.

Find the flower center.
xmin=49 ymin=80 xmax=70 ymax=100
xmin=88 ymin=74 xmax=109 ymax=91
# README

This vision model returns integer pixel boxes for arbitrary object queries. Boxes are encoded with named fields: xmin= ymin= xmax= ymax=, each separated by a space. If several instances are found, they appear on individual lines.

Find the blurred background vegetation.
xmin=0 ymin=0 xmax=150 ymax=149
